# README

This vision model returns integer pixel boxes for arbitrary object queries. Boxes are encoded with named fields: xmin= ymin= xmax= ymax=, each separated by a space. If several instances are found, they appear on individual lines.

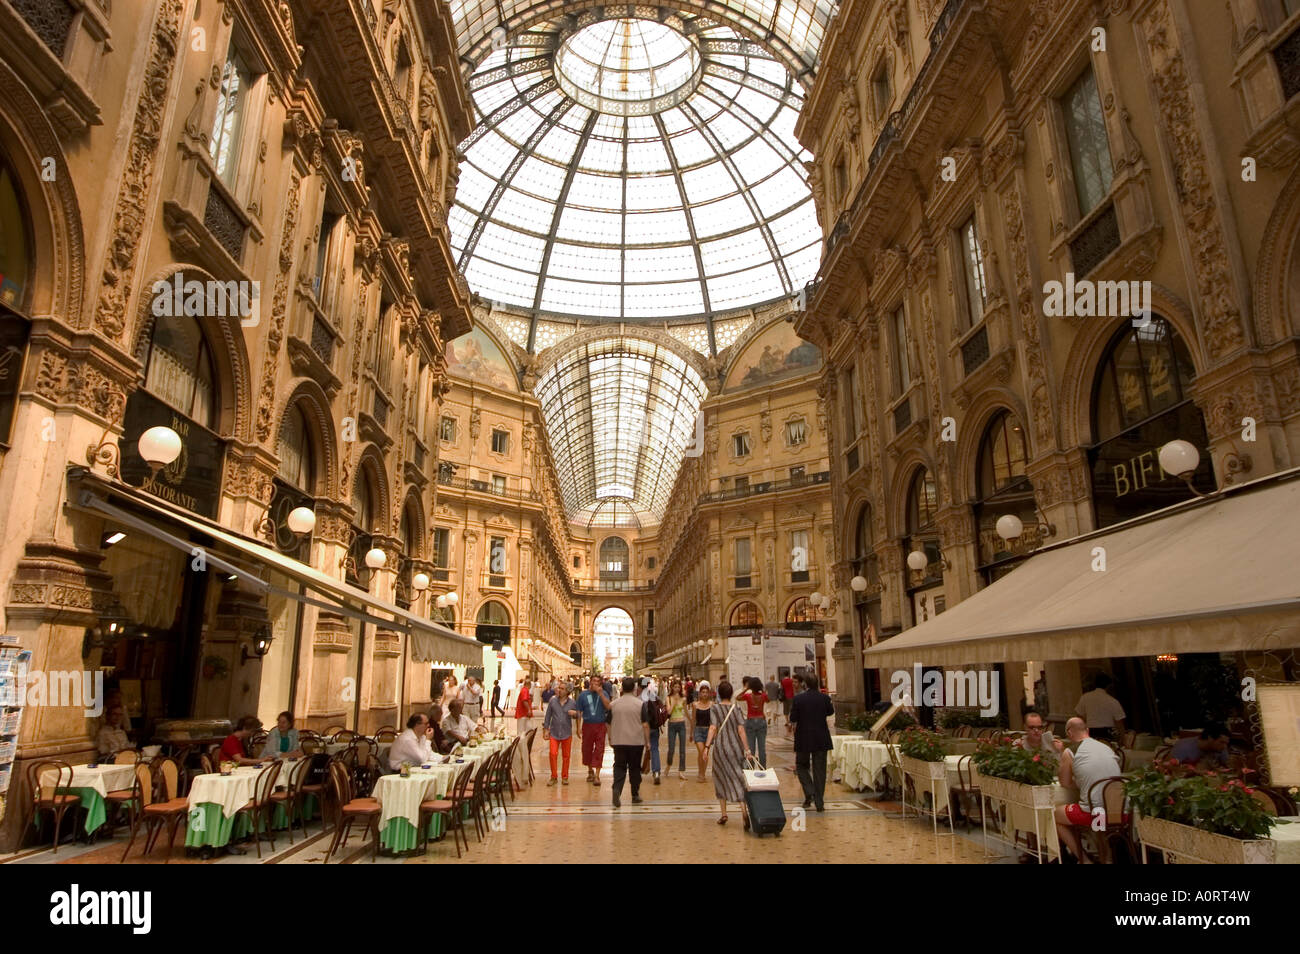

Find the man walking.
xmin=577 ymin=674 xmax=612 ymax=785
xmin=490 ymin=679 xmax=504 ymax=725
xmin=780 ymin=672 xmax=795 ymax=723
xmin=640 ymin=677 xmax=663 ymax=784
xmin=764 ymin=674 xmax=783 ymax=726
xmin=543 ymin=682 xmax=581 ymax=785
xmin=788 ymin=672 xmax=834 ymax=812
xmin=609 ymin=676 xmax=651 ymax=807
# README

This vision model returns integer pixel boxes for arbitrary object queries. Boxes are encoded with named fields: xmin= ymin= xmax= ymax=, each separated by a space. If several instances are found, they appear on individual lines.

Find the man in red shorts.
xmin=576 ymin=674 xmax=612 ymax=785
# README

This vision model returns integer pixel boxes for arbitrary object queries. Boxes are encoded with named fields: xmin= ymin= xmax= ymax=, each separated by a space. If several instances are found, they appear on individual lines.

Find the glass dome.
xmin=449 ymin=10 xmax=822 ymax=330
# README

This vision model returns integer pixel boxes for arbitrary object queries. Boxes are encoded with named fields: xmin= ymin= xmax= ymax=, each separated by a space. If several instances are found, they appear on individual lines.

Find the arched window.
xmin=0 ymin=157 xmax=32 ymax=311
xmin=477 ymin=601 xmax=510 ymax=627
xmin=277 ymin=404 xmax=317 ymax=494
xmin=1089 ymin=316 xmax=1211 ymax=526
xmin=599 ymin=536 xmax=629 ymax=582
xmin=399 ymin=500 xmax=419 ymax=558
xmin=853 ymin=506 xmax=872 ymax=561
xmin=644 ymin=640 xmax=657 ymax=664
xmin=433 ymin=603 xmax=456 ymax=627
xmin=974 ymin=410 xmax=1038 ymax=583
xmin=353 ymin=470 xmax=375 ymax=532
xmin=144 ymin=313 xmax=216 ymax=429
xmin=977 ymin=410 xmax=1029 ymax=498
xmin=1092 ymin=316 xmax=1196 ymax=442
xmin=786 ymin=597 xmax=817 ymax=624
xmin=729 ymin=601 xmax=762 ymax=629
xmin=569 ymin=641 xmax=583 ymax=666
xmin=906 ymin=468 xmax=937 ymax=534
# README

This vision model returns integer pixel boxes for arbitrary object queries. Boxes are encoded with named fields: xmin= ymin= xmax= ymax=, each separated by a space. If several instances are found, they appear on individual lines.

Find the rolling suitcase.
xmin=743 ymin=757 xmax=785 ymax=836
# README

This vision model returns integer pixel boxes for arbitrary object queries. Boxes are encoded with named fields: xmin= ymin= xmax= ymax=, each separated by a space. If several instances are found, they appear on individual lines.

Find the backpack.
xmin=654 ymin=700 xmax=670 ymax=728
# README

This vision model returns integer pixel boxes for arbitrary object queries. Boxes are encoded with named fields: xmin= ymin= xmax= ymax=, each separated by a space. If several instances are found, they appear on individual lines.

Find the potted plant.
xmin=1125 ymin=761 xmax=1282 ymax=864
xmin=897 ymin=727 xmax=947 ymax=781
xmin=970 ymin=736 xmax=1057 ymax=808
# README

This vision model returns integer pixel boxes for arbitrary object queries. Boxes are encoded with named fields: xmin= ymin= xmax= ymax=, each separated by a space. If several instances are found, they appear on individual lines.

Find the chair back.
xmin=112 ymin=750 xmax=139 ymax=765
xmin=351 ymin=737 xmax=375 ymax=762
xmin=524 ymin=727 xmax=537 ymax=754
xmin=158 ymin=757 xmax=182 ymax=801
xmin=1086 ymin=776 xmax=1129 ymax=827
xmin=1153 ymin=745 xmax=1172 ymax=764
xmin=953 ymin=725 xmax=971 ymax=739
xmin=956 ymin=754 xmax=977 ymax=793
xmin=473 ymin=752 xmax=495 ymax=793
xmin=286 ymin=756 xmax=311 ymax=793
xmin=323 ymin=724 xmax=346 ymax=737
xmin=300 ymin=737 xmax=321 ymax=755
xmin=1249 ymin=787 xmax=1278 ymax=815
xmin=451 ymin=762 xmax=475 ymax=802
xmin=332 ymin=729 xmax=356 ymax=744
xmin=328 ymin=759 xmax=354 ymax=804
xmin=207 ymin=743 xmax=224 ymax=768
xmin=250 ymin=730 xmax=268 ymax=753
xmin=373 ymin=726 xmax=397 ymax=743
xmin=30 ymin=760 xmax=74 ymax=802
xmin=252 ymin=760 xmax=282 ymax=806
xmin=134 ymin=763 xmax=156 ymax=809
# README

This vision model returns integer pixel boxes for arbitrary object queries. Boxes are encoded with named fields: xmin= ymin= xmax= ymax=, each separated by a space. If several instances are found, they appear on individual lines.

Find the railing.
xmin=1274 ymin=21 xmax=1300 ymax=101
xmin=11 ymin=0 xmax=75 ymax=58
xmin=960 ymin=324 xmax=990 ymax=376
xmin=570 ymin=581 xmax=655 ymax=593
xmin=204 ymin=186 xmax=246 ymax=262
xmin=1069 ymin=203 xmax=1120 ymax=277
xmin=699 ymin=471 xmax=830 ymax=504
xmin=310 ymin=313 xmax=334 ymax=367
xmin=435 ymin=474 xmax=540 ymax=502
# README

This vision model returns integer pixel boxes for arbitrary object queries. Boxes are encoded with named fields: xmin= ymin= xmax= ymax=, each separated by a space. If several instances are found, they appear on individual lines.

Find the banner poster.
xmin=764 ymin=634 xmax=816 ymax=682
xmin=727 ymin=633 xmax=764 ymax=686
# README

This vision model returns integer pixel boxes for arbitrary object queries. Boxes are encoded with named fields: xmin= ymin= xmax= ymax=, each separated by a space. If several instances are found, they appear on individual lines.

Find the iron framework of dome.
xmin=447 ymin=8 xmax=823 ymax=346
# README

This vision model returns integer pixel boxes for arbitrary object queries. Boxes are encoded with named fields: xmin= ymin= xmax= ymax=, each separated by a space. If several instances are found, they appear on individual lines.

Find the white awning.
xmin=72 ymin=472 xmax=482 ymax=667
xmin=861 ymin=470 xmax=1300 ymax=670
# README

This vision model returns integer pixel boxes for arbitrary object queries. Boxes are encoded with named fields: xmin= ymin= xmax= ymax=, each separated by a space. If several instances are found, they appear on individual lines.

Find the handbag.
xmin=743 ymin=755 xmax=779 ymax=791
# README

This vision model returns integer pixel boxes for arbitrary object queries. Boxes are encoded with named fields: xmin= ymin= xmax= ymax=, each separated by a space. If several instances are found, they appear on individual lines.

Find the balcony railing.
xmin=435 ymin=473 xmax=540 ymax=502
xmin=571 ymin=581 xmax=655 ymax=593
xmin=12 ymin=0 xmax=74 ymax=58
xmin=699 ymin=471 xmax=830 ymax=504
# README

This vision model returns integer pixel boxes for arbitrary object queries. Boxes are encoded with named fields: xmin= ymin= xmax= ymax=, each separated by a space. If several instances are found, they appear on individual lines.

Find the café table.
xmin=41 ymin=763 xmax=136 ymax=835
xmin=373 ymin=764 xmax=463 ymax=852
xmin=184 ymin=766 xmax=268 ymax=849
xmin=831 ymin=739 xmax=892 ymax=791
xmin=1269 ymin=817 xmax=1300 ymax=864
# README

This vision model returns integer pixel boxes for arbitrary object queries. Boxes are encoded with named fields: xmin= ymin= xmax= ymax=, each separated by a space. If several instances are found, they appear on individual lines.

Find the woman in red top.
xmin=514 ymin=678 xmax=534 ymax=740
xmin=217 ymin=716 xmax=268 ymax=767
xmin=738 ymin=677 xmax=770 ymax=767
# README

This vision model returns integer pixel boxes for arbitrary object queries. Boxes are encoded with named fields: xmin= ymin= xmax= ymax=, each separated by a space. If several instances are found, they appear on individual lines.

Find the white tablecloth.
xmin=188 ymin=767 xmax=266 ymax=818
xmin=40 ymin=763 xmax=135 ymax=800
xmin=1270 ymin=817 xmax=1300 ymax=864
xmin=831 ymin=739 xmax=893 ymax=791
xmin=373 ymin=766 xmax=460 ymax=831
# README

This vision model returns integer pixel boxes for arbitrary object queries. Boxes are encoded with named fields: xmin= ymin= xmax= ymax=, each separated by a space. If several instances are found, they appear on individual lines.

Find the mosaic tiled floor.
xmin=3 ymin=727 xmax=1006 ymax=864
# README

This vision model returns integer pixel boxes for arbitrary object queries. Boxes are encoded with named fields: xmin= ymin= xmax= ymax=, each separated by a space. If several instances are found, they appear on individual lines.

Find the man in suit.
xmin=788 ymin=672 xmax=834 ymax=812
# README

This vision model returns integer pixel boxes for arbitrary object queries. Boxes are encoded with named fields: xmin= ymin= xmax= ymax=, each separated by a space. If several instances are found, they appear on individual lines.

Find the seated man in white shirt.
xmin=388 ymin=712 xmax=435 ymax=771
xmin=1055 ymin=718 xmax=1125 ymax=863
xmin=441 ymin=699 xmax=484 ymax=746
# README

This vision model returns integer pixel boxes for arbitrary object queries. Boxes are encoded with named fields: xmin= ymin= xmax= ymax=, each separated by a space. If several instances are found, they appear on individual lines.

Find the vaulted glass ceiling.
xmin=448 ymin=9 xmax=822 ymax=341
xmin=533 ymin=336 xmax=708 ymax=521
xmin=445 ymin=0 xmax=834 ymax=82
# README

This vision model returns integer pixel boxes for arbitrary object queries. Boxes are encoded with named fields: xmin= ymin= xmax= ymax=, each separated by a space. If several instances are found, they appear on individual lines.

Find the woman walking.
xmin=706 ymin=681 xmax=752 ymax=826
xmin=665 ymin=680 xmax=688 ymax=780
xmin=688 ymin=684 xmax=714 ymax=783
xmin=738 ymin=677 xmax=770 ymax=767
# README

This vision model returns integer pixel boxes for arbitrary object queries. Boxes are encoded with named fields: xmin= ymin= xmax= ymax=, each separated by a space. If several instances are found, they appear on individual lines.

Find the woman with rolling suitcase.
xmin=704 ymin=681 xmax=752 ymax=828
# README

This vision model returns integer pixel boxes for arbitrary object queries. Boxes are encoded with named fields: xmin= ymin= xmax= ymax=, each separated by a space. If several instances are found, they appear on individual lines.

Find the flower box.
xmin=901 ymin=754 xmax=947 ymax=781
xmin=1135 ymin=815 xmax=1277 ymax=865
xmin=973 ymin=769 xmax=1055 ymax=809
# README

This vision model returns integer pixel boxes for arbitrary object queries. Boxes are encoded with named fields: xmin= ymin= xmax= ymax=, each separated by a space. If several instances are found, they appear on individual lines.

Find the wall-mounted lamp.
xmin=907 ymin=548 xmax=949 ymax=573
xmin=994 ymin=513 xmax=1056 ymax=543
xmin=241 ymin=629 xmax=273 ymax=664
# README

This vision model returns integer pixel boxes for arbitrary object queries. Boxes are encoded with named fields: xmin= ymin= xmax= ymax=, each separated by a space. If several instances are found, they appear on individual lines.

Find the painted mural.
xmin=445 ymin=327 xmax=517 ymax=391
xmin=724 ymin=319 xmax=821 ymax=391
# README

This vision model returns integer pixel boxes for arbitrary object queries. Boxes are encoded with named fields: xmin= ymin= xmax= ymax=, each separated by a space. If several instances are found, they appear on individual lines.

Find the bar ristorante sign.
xmin=120 ymin=390 xmax=224 ymax=518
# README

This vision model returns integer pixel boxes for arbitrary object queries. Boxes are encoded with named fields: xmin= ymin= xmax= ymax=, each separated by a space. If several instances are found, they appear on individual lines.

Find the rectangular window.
xmin=790 ymin=465 xmax=806 ymax=480
xmin=785 ymin=418 xmax=806 ymax=445
xmin=734 ymin=475 xmax=750 ymax=493
xmin=893 ymin=306 xmax=911 ymax=394
xmin=647 ymin=556 xmax=656 ymax=570
xmin=491 ymin=474 xmax=506 ymax=495
xmin=313 ymin=210 xmax=340 ymax=300
xmin=439 ymin=416 xmax=456 ymax=442
xmin=733 ymin=433 xmax=751 ymax=457
xmin=647 ymin=609 xmax=655 ymax=632
xmin=1062 ymin=65 xmax=1113 ymax=217
xmin=735 ymin=538 xmax=752 ymax=576
xmin=491 ymin=429 xmax=509 ymax=454
xmin=437 ymin=461 xmax=456 ymax=483
xmin=573 ymin=608 xmax=581 ymax=632
xmin=432 ymin=528 xmax=450 ymax=568
xmin=843 ymin=365 xmax=859 ymax=437
xmin=573 ymin=554 xmax=581 ymax=569
xmin=489 ymin=537 xmax=506 ymax=573
xmin=210 ymin=46 xmax=254 ymax=188
xmin=834 ymin=153 xmax=848 ymax=202
xmin=959 ymin=215 xmax=987 ymax=327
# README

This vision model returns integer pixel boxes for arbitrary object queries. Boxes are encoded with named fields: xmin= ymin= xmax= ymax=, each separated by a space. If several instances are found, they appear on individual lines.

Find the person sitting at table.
xmin=219 ymin=716 xmax=270 ymax=766
xmin=1015 ymin=709 xmax=1063 ymax=757
xmin=429 ymin=704 xmax=452 ymax=755
xmin=441 ymin=699 xmax=484 ymax=746
xmin=1170 ymin=722 xmax=1231 ymax=770
xmin=389 ymin=712 xmax=435 ymax=771
xmin=260 ymin=710 xmax=303 ymax=759
xmin=96 ymin=704 xmax=132 ymax=758
xmin=1054 ymin=717 xmax=1124 ymax=863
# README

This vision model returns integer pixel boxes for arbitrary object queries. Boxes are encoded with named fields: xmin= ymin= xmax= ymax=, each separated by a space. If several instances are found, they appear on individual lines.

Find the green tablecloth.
xmin=184 ymin=803 xmax=252 ymax=848
xmin=379 ymin=813 xmax=447 ymax=852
